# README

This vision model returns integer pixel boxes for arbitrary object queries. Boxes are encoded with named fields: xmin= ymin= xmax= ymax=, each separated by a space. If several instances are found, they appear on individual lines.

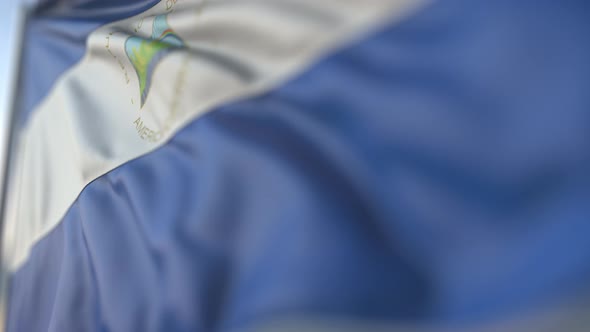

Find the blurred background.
xmin=0 ymin=0 xmax=22 ymax=202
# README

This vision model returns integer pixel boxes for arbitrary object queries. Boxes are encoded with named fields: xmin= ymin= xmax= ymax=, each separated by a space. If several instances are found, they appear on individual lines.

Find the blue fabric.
xmin=8 ymin=0 xmax=590 ymax=331
xmin=17 ymin=0 xmax=159 ymax=125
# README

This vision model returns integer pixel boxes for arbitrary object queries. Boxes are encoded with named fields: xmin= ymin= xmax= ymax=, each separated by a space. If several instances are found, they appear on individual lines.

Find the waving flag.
xmin=2 ymin=0 xmax=590 ymax=331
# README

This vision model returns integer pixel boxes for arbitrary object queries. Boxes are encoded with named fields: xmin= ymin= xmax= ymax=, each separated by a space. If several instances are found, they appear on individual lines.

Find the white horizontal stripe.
xmin=2 ymin=0 xmax=427 ymax=272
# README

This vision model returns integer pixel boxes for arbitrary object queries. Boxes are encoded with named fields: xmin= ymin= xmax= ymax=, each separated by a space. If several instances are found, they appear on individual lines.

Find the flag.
xmin=2 ymin=0 xmax=590 ymax=331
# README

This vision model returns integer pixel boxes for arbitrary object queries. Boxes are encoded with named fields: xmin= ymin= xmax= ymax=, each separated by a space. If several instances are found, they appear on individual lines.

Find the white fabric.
xmin=2 ymin=0 xmax=427 ymax=272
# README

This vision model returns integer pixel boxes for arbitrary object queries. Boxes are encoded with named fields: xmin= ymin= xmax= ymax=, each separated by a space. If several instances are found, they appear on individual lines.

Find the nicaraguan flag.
xmin=2 ymin=0 xmax=590 ymax=331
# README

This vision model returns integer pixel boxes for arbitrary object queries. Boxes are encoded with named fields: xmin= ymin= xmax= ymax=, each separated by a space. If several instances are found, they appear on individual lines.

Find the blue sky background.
xmin=0 ymin=0 xmax=22 ymax=204
xmin=0 ymin=0 xmax=20 ymax=117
